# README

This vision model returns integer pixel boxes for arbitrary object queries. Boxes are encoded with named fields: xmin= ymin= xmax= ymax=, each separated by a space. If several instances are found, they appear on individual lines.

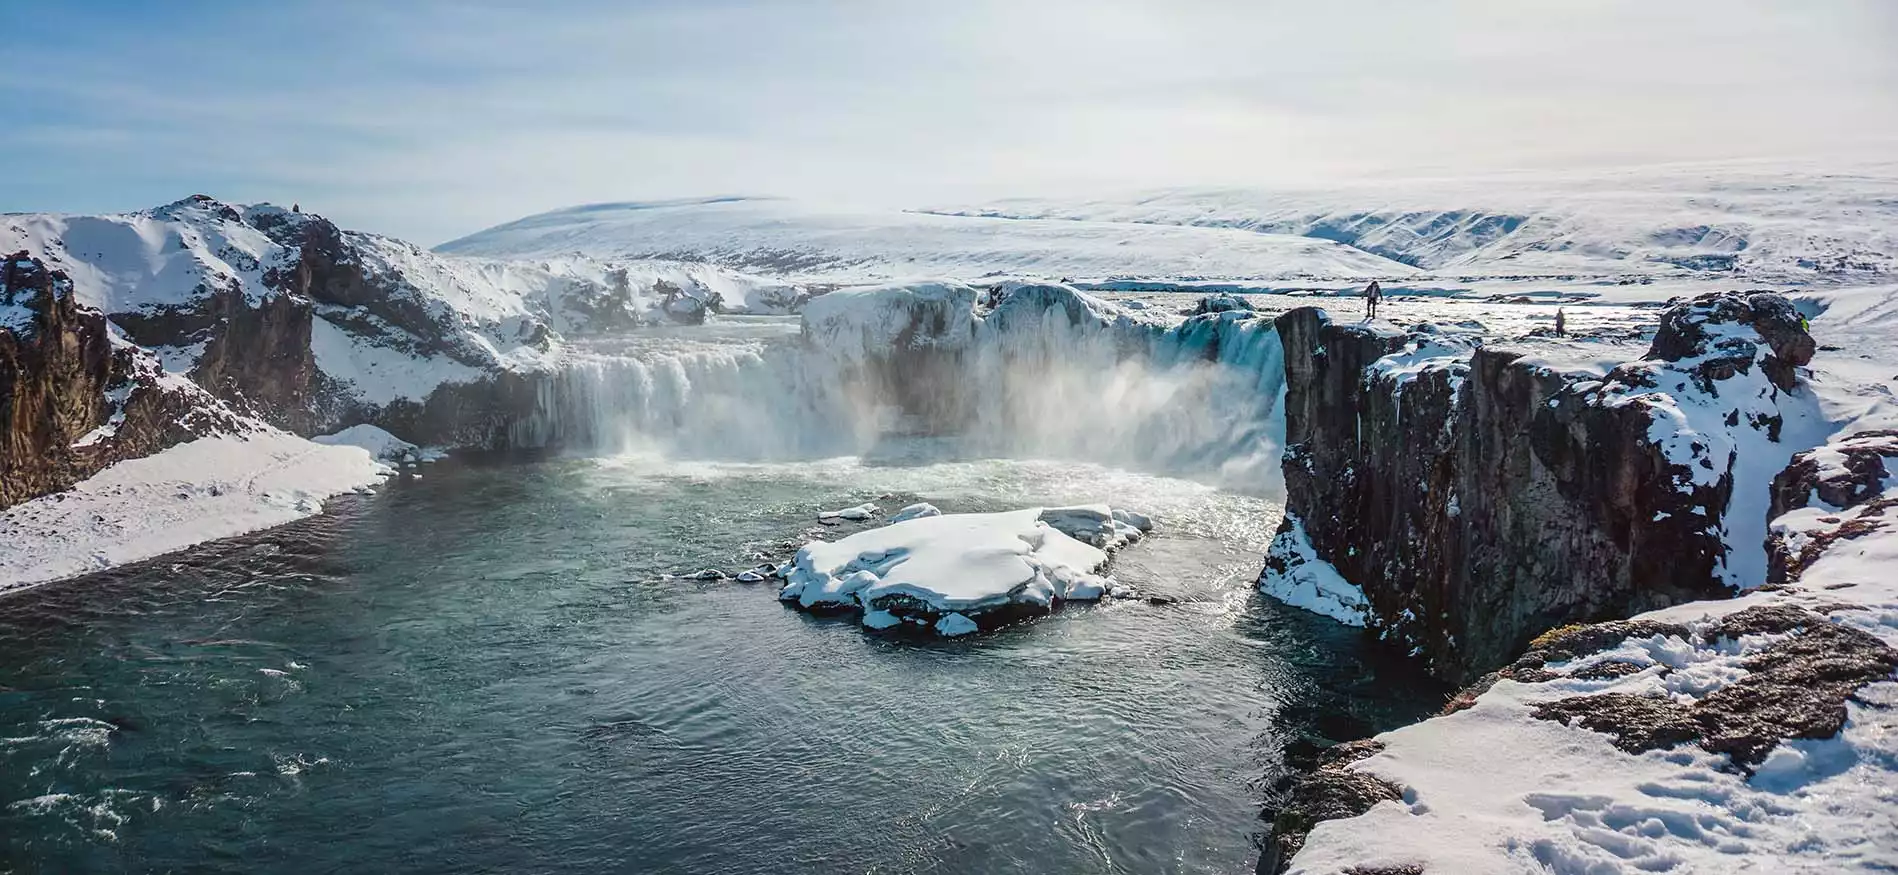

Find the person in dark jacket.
xmin=1364 ymin=281 xmax=1382 ymax=320
xmin=1555 ymin=307 xmax=1567 ymax=337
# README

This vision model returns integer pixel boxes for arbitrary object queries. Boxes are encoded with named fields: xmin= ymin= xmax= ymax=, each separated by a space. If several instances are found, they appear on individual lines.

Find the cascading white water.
xmin=515 ymin=284 xmax=1290 ymax=493
xmin=961 ymin=286 xmax=1287 ymax=492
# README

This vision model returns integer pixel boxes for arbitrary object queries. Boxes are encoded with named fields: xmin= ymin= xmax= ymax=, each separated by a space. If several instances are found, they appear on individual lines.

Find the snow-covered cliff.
xmin=1 ymin=195 xmax=803 ymax=445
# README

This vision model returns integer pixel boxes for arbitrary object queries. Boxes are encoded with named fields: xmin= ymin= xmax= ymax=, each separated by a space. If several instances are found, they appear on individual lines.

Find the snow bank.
xmin=818 ymin=502 xmax=878 ymax=522
xmin=0 ymin=431 xmax=390 ymax=591
xmin=889 ymin=502 xmax=942 ymax=523
xmin=313 ymin=423 xmax=440 ymax=465
xmin=777 ymin=506 xmax=1150 ymax=634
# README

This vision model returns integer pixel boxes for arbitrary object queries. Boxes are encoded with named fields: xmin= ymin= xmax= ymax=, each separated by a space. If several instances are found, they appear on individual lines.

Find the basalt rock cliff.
xmin=1 ymin=254 xmax=243 ymax=509
xmin=1265 ymin=292 xmax=1814 ymax=683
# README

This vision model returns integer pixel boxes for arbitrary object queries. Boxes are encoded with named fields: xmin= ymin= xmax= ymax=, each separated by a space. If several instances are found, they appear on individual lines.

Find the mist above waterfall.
xmin=514 ymin=282 xmax=1289 ymax=494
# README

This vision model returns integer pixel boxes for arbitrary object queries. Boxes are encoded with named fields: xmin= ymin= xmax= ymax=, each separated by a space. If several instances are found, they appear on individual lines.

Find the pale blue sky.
xmin=5 ymin=0 xmax=1895 ymax=244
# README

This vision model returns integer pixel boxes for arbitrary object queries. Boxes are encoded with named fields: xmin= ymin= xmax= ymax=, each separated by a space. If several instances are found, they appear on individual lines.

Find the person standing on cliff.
xmin=1363 ymin=281 xmax=1382 ymax=321
xmin=1555 ymin=307 xmax=1567 ymax=337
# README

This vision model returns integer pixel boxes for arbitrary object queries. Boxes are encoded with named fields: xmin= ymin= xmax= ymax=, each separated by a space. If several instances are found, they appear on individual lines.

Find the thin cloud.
xmin=3 ymin=0 xmax=1894 ymax=244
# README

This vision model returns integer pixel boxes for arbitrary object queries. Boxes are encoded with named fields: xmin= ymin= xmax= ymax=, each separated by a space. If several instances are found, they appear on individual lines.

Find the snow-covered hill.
xmin=441 ymin=161 xmax=1898 ymax=286
xmin=435 ymin=196 xmax=1423 ymax=283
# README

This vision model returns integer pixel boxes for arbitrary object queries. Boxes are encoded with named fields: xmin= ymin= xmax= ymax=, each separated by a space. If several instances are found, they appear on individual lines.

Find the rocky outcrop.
xmin=0 ymin=254 xmax=240 ymax=509
xmin=1268 ymin=292 xmax=1813 ymax=682
xmin=1260 ymin=740 xmax=1405 ymax=874
xmin=1765 ymin=430 xmax=1898 ymax=583
xmin=1526 ymin=605 xmax=1898 ymax=767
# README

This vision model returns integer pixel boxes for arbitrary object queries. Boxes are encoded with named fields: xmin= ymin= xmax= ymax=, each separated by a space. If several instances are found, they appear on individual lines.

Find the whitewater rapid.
xmin=506 ymin=284 xmax=1291 ymax=493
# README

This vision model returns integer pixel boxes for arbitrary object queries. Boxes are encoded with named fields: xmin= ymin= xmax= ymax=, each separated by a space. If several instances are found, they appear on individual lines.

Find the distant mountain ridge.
xmin=437 ymin=197 xmax=1425 ymax=284
xmin=442 ymin=161 xmax=1898 ymax=286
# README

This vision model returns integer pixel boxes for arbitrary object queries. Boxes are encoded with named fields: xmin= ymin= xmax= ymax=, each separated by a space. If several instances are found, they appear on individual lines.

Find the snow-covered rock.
xmin=1036 ymin=504 xmax=1151 ymax=550
xmin=1265 ymin=294 xmax=1825 ymax=680
xmin=777 ymin=506 xmax=1151 ymax=634
xmin=1277 ymin=515 xmax=1898 ymax=874
xmin=0 ymin=196 xmax=803 ymax=440
xmin=2 ymin=252 xmax=251 ymax=508
xmin=801 ymin=281 xmax=979 ymax=361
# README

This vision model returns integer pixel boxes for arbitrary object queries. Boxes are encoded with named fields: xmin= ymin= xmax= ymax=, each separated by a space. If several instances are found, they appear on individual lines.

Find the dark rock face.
xmin=1528 ymin=606 xmax=1898 ymax=767
xmin=1766 ymin=431 xmax=1898 ymax=583
xmin=1769 ymin=430 xmax=1898 ymax=519
xmin=0 ymin=255 xmax=237 ymax=509
xmin=1269 ymin=292 xmax=1812 ymax=682
xmin=1260 ymin=740 xmax=1406 ymax=874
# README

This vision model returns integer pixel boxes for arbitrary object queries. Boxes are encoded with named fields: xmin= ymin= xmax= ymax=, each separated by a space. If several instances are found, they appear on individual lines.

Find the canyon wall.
xmin=1265 ymin=292 xmax=1815 ymax=682
xmin=1 ymin=254 xmax=241 ymax=508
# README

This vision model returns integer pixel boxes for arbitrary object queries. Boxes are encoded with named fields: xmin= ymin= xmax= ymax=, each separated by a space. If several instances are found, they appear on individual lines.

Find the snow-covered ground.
xmin=436 ymin=196 xmax=1426 ymax=283
xmin=0 ymin=431 xmax=390 ymax=592
xmin=1288 ymin=524 xmax=1898 ymax=874
xmin=440 ymin=160 xmax=1898 ymax=288
xmin=929 ymin=159 xmax=1898 ymax=285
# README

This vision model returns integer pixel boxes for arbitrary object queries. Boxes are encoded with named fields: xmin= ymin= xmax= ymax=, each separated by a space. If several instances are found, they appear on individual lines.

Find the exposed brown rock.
xmin=1766 ymin=431 xmax=1898 ymax=583
xmin=1261 ymin=740 xmax=1404 ymax=874
xmin=1530 ymin=607 xmax=1898 ymax=767
xmin=1 ymin=254 xmax=238 ymax=510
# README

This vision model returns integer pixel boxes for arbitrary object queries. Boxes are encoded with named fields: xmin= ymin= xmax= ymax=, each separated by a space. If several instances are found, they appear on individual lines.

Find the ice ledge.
xmin=1256 ymin=513 xmax=1370 ymax=626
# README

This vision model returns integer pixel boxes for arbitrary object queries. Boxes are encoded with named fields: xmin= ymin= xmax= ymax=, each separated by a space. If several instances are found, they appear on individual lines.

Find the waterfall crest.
xmin=514 ymin=283 xmax=1290 ymax=493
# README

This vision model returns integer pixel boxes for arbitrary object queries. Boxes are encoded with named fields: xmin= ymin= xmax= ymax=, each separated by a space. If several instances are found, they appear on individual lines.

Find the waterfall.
xmin=515 ymin=285 xmax=1291 ymax=493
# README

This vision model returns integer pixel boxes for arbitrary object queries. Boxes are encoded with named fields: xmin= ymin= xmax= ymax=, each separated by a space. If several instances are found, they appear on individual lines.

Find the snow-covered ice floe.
xmin=777 ymin=505 xmax=1152 ymax=635
xmin=0 ymin=431 xmax=391 ymax=591
xmin=817 ymin=502 xmax=879 ymax=522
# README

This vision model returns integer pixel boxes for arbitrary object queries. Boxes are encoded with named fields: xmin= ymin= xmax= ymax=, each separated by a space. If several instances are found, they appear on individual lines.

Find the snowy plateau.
xmin=6 ymin=159 xmax=1898 ymax=873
